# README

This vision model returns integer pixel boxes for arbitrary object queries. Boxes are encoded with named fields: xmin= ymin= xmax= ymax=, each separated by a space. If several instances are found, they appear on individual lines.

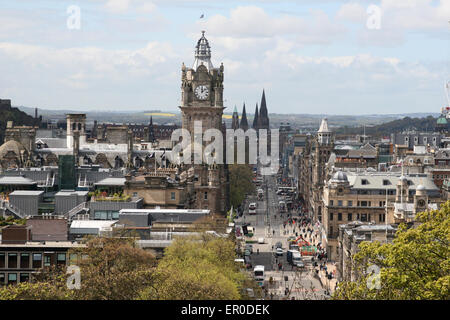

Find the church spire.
xmin=259 ymin=89 xmax=269 ymax=129
xmin=232 ymin=105 xmax=240 ymax=130
xmin=240 ymin=103 xmax=249 ymax=131
xmin=252 ymin=103 xmax=259 ymax=129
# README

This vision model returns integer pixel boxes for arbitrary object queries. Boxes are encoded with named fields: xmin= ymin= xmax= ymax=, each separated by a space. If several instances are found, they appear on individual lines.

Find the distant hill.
xmin=336 ymin=115 xmax=439 ymax=137
xmin=0 ymin=100 xmax=39 ymax=144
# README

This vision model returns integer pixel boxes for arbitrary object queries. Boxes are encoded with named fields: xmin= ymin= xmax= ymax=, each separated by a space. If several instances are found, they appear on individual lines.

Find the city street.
xmin=235 ymin=171 xmax=327 ymax=300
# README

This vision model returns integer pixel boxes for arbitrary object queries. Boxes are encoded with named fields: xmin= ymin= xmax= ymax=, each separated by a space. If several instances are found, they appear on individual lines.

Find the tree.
xmin=0 ymin=237 xmax=156 ymax=300
xmin=229 ymin=164 xmax=255 ymax=209
xmin=333 ymin=202 xmax=450 ymax=300
xmin=139 ymin=234 xmax=256 ymax=300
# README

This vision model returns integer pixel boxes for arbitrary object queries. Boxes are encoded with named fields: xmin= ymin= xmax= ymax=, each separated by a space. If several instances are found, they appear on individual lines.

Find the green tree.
xmin=139 ymin=234 xmax=255 ymax=300
xmin=229 ymin=164 xmax=255 ymax=209
xmin=0 ymin=237 xmax=156 ymax=300
xmin=333 ymin=202 xmax=450 ymax=300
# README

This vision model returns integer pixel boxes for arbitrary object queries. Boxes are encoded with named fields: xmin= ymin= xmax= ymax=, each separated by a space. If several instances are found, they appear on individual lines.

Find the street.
xmin=235 ymin=171 xmax=328 ymax=300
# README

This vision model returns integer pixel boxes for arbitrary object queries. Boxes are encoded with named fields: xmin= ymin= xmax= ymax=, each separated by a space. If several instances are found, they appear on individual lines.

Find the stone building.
xmin=337 ymin=222 xmax=396 ymax=282
xmin=322 ymin=169 xmax=441 ymax=260
xmin=178 ymin=31 xmax=229 ymax=214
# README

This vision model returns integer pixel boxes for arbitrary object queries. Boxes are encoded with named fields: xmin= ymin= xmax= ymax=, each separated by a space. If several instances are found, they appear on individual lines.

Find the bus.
xmin=254 ymin=265 xmax=265 ymax=282
xmin=279 ymin=200 xmax=286 ymax=213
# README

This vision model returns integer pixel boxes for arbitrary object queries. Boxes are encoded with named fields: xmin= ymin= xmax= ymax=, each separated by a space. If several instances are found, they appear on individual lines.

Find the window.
xmin=329 ymin=212 xmax=333 ymax=221
xmin=329 ymin=226 xmax=333 ymax=237
xmin=357 ymin=213 xmax=360 ymax=220
xmin=32 ymin=254 xmax=42 ymax=269
xmin=348 ymin=201 xmax=352 ymax=207
xmin=171 ymin=192 xmax=176 ymax=200
xmin=361 ymin=179 xmax=369 ymax=185
xmin=338 ymin=200 xmax=343 ymax=207
xmin=44 ymin=255 xmax=51 ymax=267
xmin=8 ymin=273 xmax=17 ymax=285
xmin=338 ymin=213 xmax=342 ymax=221
xmin=0 ymin=253 xmax=5 ymax=268
xmin=361 ymin=201 xmax=368 ymax=207
xmin=20 ymin=273 xmax=29 ymax=283
xmin=8 ymin=253 xmax=17 ymax=269
xmin=347 ymin=213 xmax=352 ymax=221
xmin=329 ymin=200 xmax=334 ymax=206
xmin=383 ymin=180 xmax=390 ymax=186
xmin=379 ymin=214 xmax=386 ymax=222
xmin=69 ymin=254 xmax=78 ymax=265
xmin=0 ymin=273 xmax=4 ymax=285
xmin=361 ymin=214 xmax=368 ymax=222
xmin=133 ymin=192 xmax=138 ymax=197
xmin=20 ymin=253 xmax=30 ymax=269
xmin=204 ymin=192 xmax=208 ymax=200
xmin=57 ymin=254 xmax=66 ymax=266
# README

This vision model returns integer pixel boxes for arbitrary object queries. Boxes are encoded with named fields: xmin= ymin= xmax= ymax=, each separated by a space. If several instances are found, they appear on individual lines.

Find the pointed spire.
xmin=259 ymin=89 xmax=269 ymax=129
xmin=252 ymin=103 xmax=259 ymax=129
xmin=232 ymin=105 xmax=240 ymax=130
xmin=240 ymin=103 xmax=249 ymax=131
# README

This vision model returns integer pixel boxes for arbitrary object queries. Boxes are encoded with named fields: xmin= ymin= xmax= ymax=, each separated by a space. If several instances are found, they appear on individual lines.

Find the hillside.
xmin=336 ymin=115 xmax=439 ymax=137
xmin=0 ymin=100 xmax=39 ymax=143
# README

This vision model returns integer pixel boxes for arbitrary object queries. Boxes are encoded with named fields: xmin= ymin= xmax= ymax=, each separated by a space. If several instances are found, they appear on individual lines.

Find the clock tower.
xmin=179 ymin=31 xmax=229 ymax=215
xmin=180 ymin=31 xmax=225 ymax=138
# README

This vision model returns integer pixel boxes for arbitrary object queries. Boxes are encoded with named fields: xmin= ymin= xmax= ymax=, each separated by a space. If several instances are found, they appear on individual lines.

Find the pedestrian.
xmin=257 ymin=249 xmax=259 ymax=255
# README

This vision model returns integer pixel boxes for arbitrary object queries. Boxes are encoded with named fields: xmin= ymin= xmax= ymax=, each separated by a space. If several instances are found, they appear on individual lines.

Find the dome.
xmin=417 ymin=184 xmax=425 ymax=191
xmin=193 ymin=31 xmax=213 ymax=71
xmin=399 ymin=175 xmax=407 ymax=181
xmin=437 ymin=116 xmax=448 ymax=125
xmin=0 ymin=140 xmax=26 ymax=158
xmin=332 ymin=171 xmax=348 ymax=182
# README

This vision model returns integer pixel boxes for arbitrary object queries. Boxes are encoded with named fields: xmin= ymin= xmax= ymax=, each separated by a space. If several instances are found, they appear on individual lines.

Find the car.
xmin=258 ymin=237 xmax=265 ymax=244
xmin=296 ymin=261 xmax=305 ymax=268
xmin=245 ymin=244 xmax=253 ymax=254
xmin=244 ymin=249 xmax=251 ymax=256
xmin=276 ymin=248 xmax=283 ymax=256
xmin=275 ymin=241 xmax=283 ymax=249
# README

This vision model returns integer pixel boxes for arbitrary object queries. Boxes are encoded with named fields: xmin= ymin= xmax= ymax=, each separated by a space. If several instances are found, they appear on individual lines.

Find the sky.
xmin=0 ymin=0 xmax=449 ymax=115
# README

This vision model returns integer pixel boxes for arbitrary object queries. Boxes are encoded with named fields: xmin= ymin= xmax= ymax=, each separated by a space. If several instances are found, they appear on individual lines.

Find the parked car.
xmin=275 ymin=241 xmax=283 ymax=249
xmin=244 ymin=249 xmax=251 ymax=257
xmin=258 ymin=237 xmax=265 ymax=244
xmin=245 ymin=244 xmax=253 ymax=254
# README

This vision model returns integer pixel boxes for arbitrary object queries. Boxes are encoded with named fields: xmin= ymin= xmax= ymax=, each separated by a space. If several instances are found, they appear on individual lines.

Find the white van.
xmin=249 ymin=202 xmax=257 ymax=215
xmin=254 ymin=265 xmax=265 ymax=281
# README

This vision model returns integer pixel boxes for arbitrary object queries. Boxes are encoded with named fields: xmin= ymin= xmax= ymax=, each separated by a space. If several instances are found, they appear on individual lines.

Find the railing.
xmin=0 ymin=200 xmax=28 ymax=219
xmin=66 ymin=202 xmax=88 ymax=222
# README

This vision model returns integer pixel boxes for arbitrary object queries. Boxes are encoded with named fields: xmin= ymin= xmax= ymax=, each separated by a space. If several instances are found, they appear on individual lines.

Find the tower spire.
xmin=252 ymin=103 xmax=259 ymax=129
xmin=240 ymin=103 xmax=249 ymax=131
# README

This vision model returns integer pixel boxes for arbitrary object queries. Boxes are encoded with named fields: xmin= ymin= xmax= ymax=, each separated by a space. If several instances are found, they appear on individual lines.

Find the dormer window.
xmin=382 ymin=179 xmax=390 ymax=185
xmin=361 ymin=179 xmax=369 ymax=185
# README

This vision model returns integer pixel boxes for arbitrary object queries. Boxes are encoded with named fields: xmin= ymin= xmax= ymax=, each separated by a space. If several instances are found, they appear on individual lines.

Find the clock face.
xmin=195 ymin=85 xmax=209 ymax=100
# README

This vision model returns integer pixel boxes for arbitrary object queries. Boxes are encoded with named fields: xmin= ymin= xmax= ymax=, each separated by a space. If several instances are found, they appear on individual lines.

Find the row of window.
xmin=330 ymin=200 xmax=387 ymax=207
xmin=433 ymin=174 xmax=449 ymax=180
xmin=94 ymin=211 xmax=119 ymax=220
xmin=0 ymin=272 xmax=29 ymax=285
xmin=329 ymin=212 xmax=386 ymax=222
xmin=0 ymin=252 xmax=70 ymax=269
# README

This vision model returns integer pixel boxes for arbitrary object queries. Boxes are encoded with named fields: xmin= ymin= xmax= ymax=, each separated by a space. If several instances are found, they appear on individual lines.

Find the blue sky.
xmin=0 ymin=0 xmax=449 ymax=115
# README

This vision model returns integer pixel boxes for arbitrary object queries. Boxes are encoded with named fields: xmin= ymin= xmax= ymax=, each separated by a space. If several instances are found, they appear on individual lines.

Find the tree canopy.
xmin=333 ymin=202 xmax=450 ymax=300
xmin=229 ymin=164 xmax=255 ymax=209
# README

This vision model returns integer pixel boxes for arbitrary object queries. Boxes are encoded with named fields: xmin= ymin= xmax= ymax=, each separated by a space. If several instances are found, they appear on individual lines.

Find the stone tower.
xmin=258 ymin=89 xmax=270 ymax=130
xmin=179 ymin=31 xmax=229 ymax=214
xmin=180 ymin=31 xmax=225 ymax=142
xmin=312 ymin=118 xmax=334 ymax=222
xmin=66 ymin=114 xmax=86 ymax=148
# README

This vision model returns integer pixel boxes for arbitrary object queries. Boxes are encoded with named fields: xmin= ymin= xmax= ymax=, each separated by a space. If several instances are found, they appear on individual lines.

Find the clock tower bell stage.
xmin=180 ymin=31 xmax=224 ymax=136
